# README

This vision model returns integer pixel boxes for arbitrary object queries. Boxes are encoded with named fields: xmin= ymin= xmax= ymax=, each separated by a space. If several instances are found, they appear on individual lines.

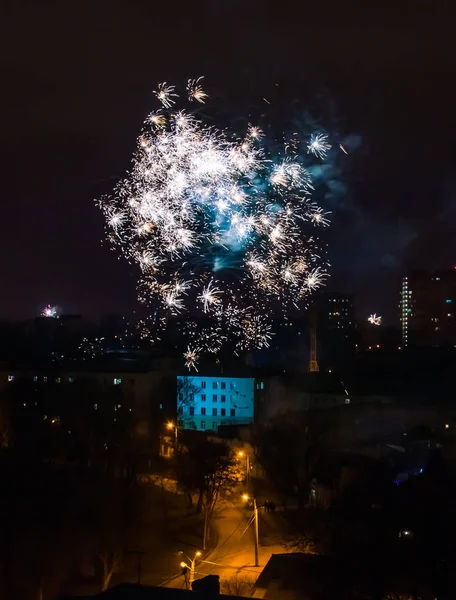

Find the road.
xmin=166 ymin=499 xmax=295 ymax=591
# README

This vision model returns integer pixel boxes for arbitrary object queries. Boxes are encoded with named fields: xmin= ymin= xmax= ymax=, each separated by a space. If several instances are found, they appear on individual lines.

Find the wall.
xmin=177 ymin=375 xmax=254 ymax=431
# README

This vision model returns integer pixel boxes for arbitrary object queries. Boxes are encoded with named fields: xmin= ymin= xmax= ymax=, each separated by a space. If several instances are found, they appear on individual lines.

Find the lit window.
xmin=7 ymin=375 xmax=14 ymax=382
xmin=201 ymin=393 xmax=206 ymax=402
xmin=212 ymin=408 xmax=217 ymax=416
xmin=446 ymin=299 xmax=452 ymax=303
xmin=55 ymin=377 xmax=61 ymax=384
xmin=201 ymin=421 xmax=206 ymax=430
xmin=212 ymin=394 xmax=217 ymax=402
xmin=212 ymin=381 xmax=218 ymax=389
xmin=201 ymin=407 xmax=206 ymax=415
xmin=436 ymin=277 xmax=440 ymax=281
xmin=43 ymin=376 xmax=48 ymax=383
xmin=114 ymin=378 xmax=122 ymax=385
xmin=345 ymin=398 xmax=350 ymax=405
xmin=94 ymin=403 xmax=98 ymax=410
xmin=68 ymin=376 xmax=74 ymax=383
xmin=33 ymin=376 xmax=38 ymax=382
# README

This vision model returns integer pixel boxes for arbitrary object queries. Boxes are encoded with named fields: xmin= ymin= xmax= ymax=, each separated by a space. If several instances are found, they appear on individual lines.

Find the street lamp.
xmin=237 ymin=450 xmax=250 ymax=482
xmin=179 ymin=550 xmax=201 ymax=587
xmin=242 ymin=494 xmax=259 ymax=567
xmin=167 ymin=421 xmax=178 ymax=450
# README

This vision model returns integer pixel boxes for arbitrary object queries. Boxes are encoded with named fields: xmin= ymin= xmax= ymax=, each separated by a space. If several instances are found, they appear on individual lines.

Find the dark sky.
xmin=1 ymin=0 xmax=455 ymax=324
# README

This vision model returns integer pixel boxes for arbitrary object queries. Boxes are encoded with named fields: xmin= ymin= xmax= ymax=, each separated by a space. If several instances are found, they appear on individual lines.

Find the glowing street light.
xmin=237 ymin=450 xmax=251 ymax=482
xmin=179 ymin=550 xmax=201 ymax=587
xmin=242 ymin=494 xmax=259 ymax=567
xmin=167 ymin=421 xmax=178 ymax=448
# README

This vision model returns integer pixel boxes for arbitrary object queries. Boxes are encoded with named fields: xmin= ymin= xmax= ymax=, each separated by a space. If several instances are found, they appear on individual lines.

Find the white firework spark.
xmin=368 ymin=314 xmax=382 ymax=326
xmin=41 ymin=304 xmax=58 ymax=318
xmin=307 ymin=133 xmax=331 ymax=159
xmin=187 ymin=77 xmax=208 ymax=103
xmin=99 ymin=78 xmax=333 ymax=367
xmin=154 ymin=83 xmax=178 ymax=108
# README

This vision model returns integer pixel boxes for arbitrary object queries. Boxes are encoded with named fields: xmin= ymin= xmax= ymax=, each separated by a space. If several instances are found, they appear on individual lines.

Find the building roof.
xmin=60 ymin=583 xmax=248 ymax=600
xmin=254 ymin=552 xmax=431 ymax=599
xmin=254 ymin=553 xmax=352 ymax=598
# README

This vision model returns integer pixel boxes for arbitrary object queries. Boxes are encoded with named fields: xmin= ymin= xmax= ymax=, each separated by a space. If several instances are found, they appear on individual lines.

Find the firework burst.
xmin=368 ymin=314 xmax=382 ymax=326
xmin=99 ymin=78 xmax=332 ymax=369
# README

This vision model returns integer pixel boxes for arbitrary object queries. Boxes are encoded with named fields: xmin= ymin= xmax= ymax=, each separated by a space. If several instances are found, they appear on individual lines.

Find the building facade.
xmin=176 ymin=375 xmax=255 ymax=431
xmin=400 ymin=270 xmax=456 ymax=346
xmin=314 ymin=292 xmax=356 ymax=369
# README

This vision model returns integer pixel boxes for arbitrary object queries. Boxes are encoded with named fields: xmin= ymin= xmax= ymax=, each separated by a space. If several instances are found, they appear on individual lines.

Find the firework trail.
xmin=99 ymin=77 xmax=332 ymax=369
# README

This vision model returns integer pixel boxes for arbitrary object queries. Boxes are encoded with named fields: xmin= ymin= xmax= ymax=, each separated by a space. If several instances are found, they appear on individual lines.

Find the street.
xmin=165 ymin=498 xmax=295 ymax=591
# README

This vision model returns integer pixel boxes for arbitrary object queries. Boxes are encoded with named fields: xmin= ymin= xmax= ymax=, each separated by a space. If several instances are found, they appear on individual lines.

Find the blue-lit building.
xmin=176 ymin=375 xmax=255 ymax=431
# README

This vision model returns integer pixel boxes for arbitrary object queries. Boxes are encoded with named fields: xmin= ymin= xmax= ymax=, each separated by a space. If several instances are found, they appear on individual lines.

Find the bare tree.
xmin=175 ymin=438 xmax=243 ymax=547
xmin=201 ymin=453 xmax=243 ymax=548
xmin=176 ymin=376 xmax=201 ymax=426
xmin=253 ymin=411 xmax=335 ymax=507
xmin=221 ymin=575 xmax=255 ymax=597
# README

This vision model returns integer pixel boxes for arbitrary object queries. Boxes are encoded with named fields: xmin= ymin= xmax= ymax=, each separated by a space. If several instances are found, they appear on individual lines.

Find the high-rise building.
xmin=400 ymin=269 xmax=456 ymax=346
xmin=314 ymin=292 xmax=356 ymax=369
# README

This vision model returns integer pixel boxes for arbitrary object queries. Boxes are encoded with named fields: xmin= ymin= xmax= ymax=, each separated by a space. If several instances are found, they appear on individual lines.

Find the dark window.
xmin=201 ymin=381 xmax=206 ymax=388
xmin=212 ymin=394 xmax=217 ymax=402
xmin=190 ymin=393 xmax=194 ymax=401
xmin=201 ymin=421 xmax=206 ymax=430
xmin=230 ymin=409 xmax=235 ymax=417
xmin=201 ymin=407 xmax=206 ymax=416
xmin=212 ymin=408 xmax=217 ymax=416
xmin=212 ymin=422 xmax=217 ymax=430
xmin=189 ymin=406 xmax=195 ymax=416
xmin=221 ymin=408 xmax=226 ymax=416
xmin=230 ymin=382 xmax=235 ymax=390
xmin=129 ymin=379 xmax=135 ymax=386
xmin=201 ymin=394 xmax=206 ymax=401
xmin=212 ymin=381 xmax=218 ymax=389
xmin=221 ymin=382 xmax=226 ymax=389
xmin=221 ymin=395 xmax=226 ymax=402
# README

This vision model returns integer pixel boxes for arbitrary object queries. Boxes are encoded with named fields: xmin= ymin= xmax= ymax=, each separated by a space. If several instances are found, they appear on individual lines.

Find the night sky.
xmin=1 ymin=0 xmax=455 ymax=324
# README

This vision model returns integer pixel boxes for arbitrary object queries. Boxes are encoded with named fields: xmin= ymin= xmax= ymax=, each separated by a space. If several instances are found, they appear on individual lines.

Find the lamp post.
xmin=242 ymin=494 xmax=259 ymax=567
xmin=237 ymin=450 xmax=250 ymax=483
xmin=179 ymin=550 xmax=201 ymax=588
xmin=167 ymin=421 xmax=178 ymax=451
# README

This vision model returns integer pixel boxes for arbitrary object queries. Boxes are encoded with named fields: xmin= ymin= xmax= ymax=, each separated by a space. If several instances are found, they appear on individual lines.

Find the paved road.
xmin=166 ymin=500 xmax=295 ymax=591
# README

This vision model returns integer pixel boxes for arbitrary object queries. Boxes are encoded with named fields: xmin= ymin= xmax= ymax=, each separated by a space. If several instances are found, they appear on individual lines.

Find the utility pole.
xmin=308 ymin=308 xmax=319 ymax=373
xmin=243 ymin=494 xmax=259 ymax=567
xmin=180 ymin=550 xmax=201 ymax=585
xmin=253 ymin=498 xmax=259 ymax=567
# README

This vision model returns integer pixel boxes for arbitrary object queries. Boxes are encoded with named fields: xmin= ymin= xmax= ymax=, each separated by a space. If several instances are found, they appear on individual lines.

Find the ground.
xmin=61 ymin=475 xmax=296 ymax=596
xmin=164 ymin=496 xmax=296 ymax=592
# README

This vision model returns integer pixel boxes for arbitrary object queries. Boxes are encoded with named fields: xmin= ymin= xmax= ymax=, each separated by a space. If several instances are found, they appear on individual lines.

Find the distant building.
xmin=314 ymin=292 xmax=356 ymax=369
xmin=176 ymin=375 xmax=254 ymax=432
xmin=400 ymin=269 xmax=456 ymax=346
